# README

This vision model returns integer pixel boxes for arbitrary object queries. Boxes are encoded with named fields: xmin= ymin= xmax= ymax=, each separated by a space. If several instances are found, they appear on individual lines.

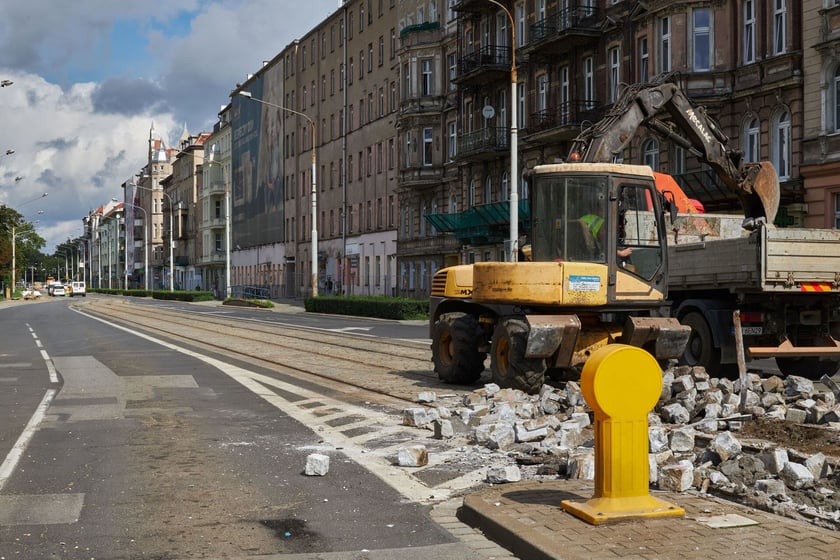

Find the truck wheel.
xmin=680 ymin=312 xmax=726 ymax=377
xmin=431 ymin=313 xmax=486 ymax=385
xmin=490 ymin=318 xmax=546 ymax=394
xmin=775 ymin=357 xmax=840 ymax=380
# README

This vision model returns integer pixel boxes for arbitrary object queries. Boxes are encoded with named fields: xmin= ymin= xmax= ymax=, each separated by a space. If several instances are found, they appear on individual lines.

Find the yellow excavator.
xmin=429 ymin=75 xmax=780 ymax=393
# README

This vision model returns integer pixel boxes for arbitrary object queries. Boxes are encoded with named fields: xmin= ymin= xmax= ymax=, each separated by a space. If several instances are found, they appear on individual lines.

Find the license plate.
xmin=740 ymin=326 xmax=762 ymax=335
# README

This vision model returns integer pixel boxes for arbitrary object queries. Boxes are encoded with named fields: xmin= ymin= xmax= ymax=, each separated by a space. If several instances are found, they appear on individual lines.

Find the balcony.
xmin=398 ymin=96 xmax=446 ymax=118
xmin=399 ymin=164 xmax=446 ymax=189
xmin=455 ymin=45 xmax=511 ymax=87
xmin=398 ymin=21 xmax=441 ymax=50
xmin=523 ymin=6 xmax=602 ymax=57
xmin=457 ymin=127 xmax=509 ymax=161
xmin=197 ymin=253 xmax=226 ymax=266
xmin=204 ymin=180 xmax=226 ymax=197
xmin=201 ymin=216 xmax=226 ymax=231
xmin=525 ymin=100 xmax=605 ymax=143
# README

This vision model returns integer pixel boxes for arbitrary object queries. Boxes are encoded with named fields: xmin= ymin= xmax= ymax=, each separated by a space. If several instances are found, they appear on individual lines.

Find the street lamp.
xmin=119 ymin=199 xmax=149 ymax=291
xmin=130 ymin=181 xmax=174 ymax=292
xmin=238 ymin=90 xmax=319 ymax=297
xmin=487 ymin=0 xmax=519 ymax=262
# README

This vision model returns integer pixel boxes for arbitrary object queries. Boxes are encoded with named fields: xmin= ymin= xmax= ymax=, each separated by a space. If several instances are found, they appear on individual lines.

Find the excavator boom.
xmin=569 ymin=76 xmax=779 ymax=226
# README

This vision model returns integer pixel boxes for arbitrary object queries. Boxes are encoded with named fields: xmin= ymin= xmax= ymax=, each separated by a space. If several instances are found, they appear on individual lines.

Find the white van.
xmin=69 ymin=281 xmax=86 ymax=297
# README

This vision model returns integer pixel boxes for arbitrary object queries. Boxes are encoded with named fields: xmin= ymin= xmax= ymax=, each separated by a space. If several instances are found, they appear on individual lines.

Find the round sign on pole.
xmin=482 ymin=105 xmax=495 ymax=120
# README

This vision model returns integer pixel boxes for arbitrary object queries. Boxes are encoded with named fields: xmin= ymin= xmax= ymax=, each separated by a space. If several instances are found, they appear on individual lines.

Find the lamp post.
xmin=487 ymin=0 xmax=518 ymax=262
xmin=131 ymin=182 xmax=174 ymax=292
xmin=238 ymin=90 xmax=319 ymax=297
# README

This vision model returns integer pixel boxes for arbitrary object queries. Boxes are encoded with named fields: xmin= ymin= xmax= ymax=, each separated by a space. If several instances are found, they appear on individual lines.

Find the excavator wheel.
xmin=490 ymin=317 xmax=547 ymax=394
xmin=431 ymin=312 xmax=486 ymax=385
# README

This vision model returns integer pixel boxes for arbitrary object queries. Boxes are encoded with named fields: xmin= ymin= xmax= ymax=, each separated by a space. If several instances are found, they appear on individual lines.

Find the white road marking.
xmin=73 ymin=307 xmax=469 ymax=503
xmin=0 ymin=389 xmax=56 ymax=492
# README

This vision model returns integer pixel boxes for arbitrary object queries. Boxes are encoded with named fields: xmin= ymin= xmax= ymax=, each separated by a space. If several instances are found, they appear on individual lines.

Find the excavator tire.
xmin=775 ymin=357 xmax=840 ymax=380
xmin=490 ymin=317 xmax=546 ymax=394
xmin=431 ymin=312 xmax=486 ymax=385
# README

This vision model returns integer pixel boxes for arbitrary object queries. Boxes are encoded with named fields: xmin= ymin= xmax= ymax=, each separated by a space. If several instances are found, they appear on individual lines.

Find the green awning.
xmin=425 ymin=200 xmax=530 ymax=245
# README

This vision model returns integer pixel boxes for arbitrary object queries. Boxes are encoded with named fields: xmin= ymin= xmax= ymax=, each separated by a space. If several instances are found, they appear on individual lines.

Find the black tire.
xmin=680 ymin=312 xmax=729 ymax=378
xmin=431 ymin=312 xmax=486 ymax=385
xmin=775 ymin=357 xmax=840 ymax=380
xmin=490 ymin=317 xmax=546 ymax=394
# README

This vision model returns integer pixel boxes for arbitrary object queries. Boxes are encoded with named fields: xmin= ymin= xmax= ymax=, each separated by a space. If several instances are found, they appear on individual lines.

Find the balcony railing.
xmin=457 ymin=127 xmax=510 ymax=158
xmin=458 ymin=45 xmax=510 ymax=78
xmin=528 ymin=100 xmax=604 ymax=134
xmin=530 ymin=5 xmax=602 ymax=44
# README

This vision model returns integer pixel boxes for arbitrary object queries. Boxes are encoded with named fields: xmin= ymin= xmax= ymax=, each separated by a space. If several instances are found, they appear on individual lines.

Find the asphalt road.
xmin=0 ymin=299 xmax=489 ymax=559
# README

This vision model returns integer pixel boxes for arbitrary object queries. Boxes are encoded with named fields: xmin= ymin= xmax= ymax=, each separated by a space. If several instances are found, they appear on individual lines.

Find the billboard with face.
xmin=231 ymin=63 xmax=285 ymax=248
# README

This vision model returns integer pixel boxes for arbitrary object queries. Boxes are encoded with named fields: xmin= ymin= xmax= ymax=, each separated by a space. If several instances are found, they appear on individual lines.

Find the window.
xmin=693 ymin=8 xmax=711 ymax=72
xmin=403 ymin=62 xmax=411 ymax=98
xmin=484 ymin=176 xmax=492 ymax=204
xmin=638 ymin=37 xmax=648 ymax=82
xmin=496 ymin=12 xmax=508 ymax=49
xmin=390 ymin=29 xmax=396 ymax=59
xmin=835 ymin=194 xmax=840 ymax=229
xmin=430 ymin=0 xmax=438 ymax=22
xmin=642 ymin=139 xmax=659 ymax=169
xmin=584 ymin=56 xmax=595 ymax=109
xmin=773 ymin=0 xmax=786 ymax=55
xmin=658 ymin=16 xmax=671 ymax=73
xmin=515 ymin=2 xmax=525 ymax=47
xmin=672 ymin=145 xmax=686 ymax=175
xmin=469 ymin=179 xmax=476 ymax=207
xmin=537 ymin=74 xmax=548 ymax=113
xmin=423 ymin=128 xmax=433 ymax=166
xmin=421 ymin=59 xmax=433 ymax=96
xmin=744 ymin=117 xmax=760 ymax=162
xmin=449 ymin=194 xmax=457 ymax=214
xmin=517 ymin=83 xmax=526 ymax=129
xmin=349 ymin=58 xmax=354 ymax=85
xmin=560 ymin=65 xmax=569 ymax=122
xmin=501 ymin=172 xmax=508 ymax=201
xmin=360 ymin=50 xmax=365 ymax=79
xmin=405 ymin=131 xmax=411 ymax=166
xmin=368 ymin=43 xmax=374 ymax=72
xmin=772 ymin=110 xmax=791 ymax=179
xmin=743 ymin=0 xmax=755 ymax=64
xmin=834 ymin=66 xmax=840 ymax=132
xmin=608 ymin=47 xmax=620 ymax=102
xmin=448 ymin=121 xmax=457 ymax=160
xmin=448 ymin=53 xmax=457 ymax=90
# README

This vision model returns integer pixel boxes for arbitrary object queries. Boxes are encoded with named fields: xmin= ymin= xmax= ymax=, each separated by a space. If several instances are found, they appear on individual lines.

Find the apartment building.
xmin=401 ymin=0 xmax=807 ymax=280
xmin=800 ymin=0 xmax=840 ymax=229
xmin=86 ymin=201 xmax=125 ymax=289
xmin=198 ymin=105 xmax=232 ymax=296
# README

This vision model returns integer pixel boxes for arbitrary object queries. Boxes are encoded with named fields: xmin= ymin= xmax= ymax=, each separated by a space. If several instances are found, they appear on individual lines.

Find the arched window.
xmin=469 ymin=179 xmax=476 ymax=207
xmin=642 ymin=138 xmax=659 ymax=169
xmin=744 ymin=117 xmax=760 ymax=162
xmin=501 ymin=171 xmax=509 ymax=202
xmin=772 ymin=110 xmax=791 ymax=180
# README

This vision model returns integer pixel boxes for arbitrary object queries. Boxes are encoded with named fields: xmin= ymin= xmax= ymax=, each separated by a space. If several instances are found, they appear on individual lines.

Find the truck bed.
xmin=664 ymin=215 xmax=840 ymax=292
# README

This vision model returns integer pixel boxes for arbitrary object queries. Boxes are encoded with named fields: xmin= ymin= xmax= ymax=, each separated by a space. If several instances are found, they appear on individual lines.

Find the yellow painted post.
xmin=561 ymin=344 xmax=685 ymax=525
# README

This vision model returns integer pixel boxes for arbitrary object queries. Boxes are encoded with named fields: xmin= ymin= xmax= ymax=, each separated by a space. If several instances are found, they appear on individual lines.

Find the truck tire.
xmin=680 ymin=312 xmax=727 ymax=377
xmin=431 ymin=312 xmax=486 ymax=384
xmin=490 ymin=317 xmax=546 ymax=394
xmin=775 ymin=357 xmax=840 ymax=380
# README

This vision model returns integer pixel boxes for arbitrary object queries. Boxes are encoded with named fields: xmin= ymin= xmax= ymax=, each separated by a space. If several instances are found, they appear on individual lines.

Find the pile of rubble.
xmin=402 ymin=365 xmax=840 ymax=529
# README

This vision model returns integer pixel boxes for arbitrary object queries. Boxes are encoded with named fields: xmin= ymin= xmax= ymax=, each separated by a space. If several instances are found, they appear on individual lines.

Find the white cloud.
xmin=0 ymin=0 xmax=337 ymax=252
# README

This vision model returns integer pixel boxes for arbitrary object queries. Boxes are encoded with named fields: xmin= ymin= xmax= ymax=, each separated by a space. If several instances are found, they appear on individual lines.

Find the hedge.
xmin=304 ymin=295 xmax=428 ymax=320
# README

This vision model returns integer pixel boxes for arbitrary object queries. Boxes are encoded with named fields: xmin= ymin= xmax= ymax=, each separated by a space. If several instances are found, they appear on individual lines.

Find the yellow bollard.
xmin=561 ymin=344 xmax=685 ymax=525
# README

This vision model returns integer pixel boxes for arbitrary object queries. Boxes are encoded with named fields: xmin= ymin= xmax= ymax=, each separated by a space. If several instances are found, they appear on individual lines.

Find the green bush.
xmin=304 ymin=295 xmax=428 ymax=320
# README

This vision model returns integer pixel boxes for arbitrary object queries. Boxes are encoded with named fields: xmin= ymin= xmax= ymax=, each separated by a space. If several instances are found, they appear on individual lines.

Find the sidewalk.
xmin=458 ymin=479 xmax=839 ymax=560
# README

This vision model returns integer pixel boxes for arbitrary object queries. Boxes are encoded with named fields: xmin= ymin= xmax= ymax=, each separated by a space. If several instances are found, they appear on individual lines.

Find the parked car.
xmin=47 ymin=282 xmax=66 ymax=296
xmin=69 ymin=281 xmax=86 ymax=297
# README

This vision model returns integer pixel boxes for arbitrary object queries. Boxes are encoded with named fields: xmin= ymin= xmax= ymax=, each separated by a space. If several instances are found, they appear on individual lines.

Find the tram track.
xmin=73 ymin=298 xmax=476 ymax=408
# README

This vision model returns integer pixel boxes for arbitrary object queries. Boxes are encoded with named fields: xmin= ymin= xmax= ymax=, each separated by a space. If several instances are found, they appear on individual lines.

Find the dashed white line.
xmin=0 ymin=389 xmax=56 ymax=492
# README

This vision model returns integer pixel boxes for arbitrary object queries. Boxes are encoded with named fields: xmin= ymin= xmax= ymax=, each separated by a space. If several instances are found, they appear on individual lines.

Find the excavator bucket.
xmin=749 ymin=161 xmax=780 ymax=226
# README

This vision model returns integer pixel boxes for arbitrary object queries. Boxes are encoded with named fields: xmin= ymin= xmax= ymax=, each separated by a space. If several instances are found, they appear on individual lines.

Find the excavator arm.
xmin=569 ymin=77 xmax=779 ymax=227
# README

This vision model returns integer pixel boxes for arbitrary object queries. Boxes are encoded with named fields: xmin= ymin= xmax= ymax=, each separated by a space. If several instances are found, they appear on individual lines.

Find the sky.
xmin=0 ymin=0 xmax=339 ymax=252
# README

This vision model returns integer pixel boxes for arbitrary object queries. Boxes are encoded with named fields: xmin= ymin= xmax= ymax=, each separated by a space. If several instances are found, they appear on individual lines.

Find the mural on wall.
xmin=231 ymin=63 xmax=285 ymax=249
